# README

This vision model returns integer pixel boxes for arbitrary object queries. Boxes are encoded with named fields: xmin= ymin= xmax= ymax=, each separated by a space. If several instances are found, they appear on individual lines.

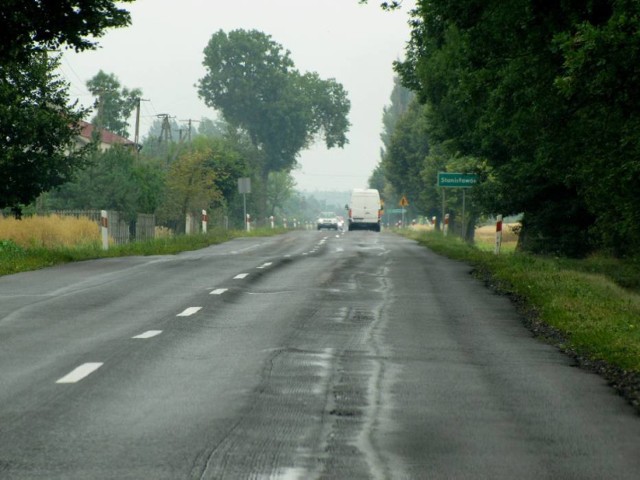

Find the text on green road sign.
xmin=437 ymin=172 xmax=479 ymax=188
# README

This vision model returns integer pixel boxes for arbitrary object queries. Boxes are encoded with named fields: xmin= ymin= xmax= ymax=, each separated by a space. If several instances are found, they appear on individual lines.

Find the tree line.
xmin=369 ymin=0 xmax=640 ymax=257
xmin=1 ymin=2 xmax=351 ymax=230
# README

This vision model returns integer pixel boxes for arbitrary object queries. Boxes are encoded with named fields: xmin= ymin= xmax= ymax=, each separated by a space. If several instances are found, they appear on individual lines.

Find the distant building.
xmin=76 ymin=121 xmax=137 ymax=152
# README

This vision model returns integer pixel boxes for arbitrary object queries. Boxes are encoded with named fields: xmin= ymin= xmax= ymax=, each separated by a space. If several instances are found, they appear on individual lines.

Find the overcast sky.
xmin=59 ymin=0 xmax=414 ymax=192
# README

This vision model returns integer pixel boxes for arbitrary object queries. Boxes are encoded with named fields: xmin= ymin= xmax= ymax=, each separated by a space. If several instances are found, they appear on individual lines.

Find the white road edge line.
xmin=177 ymin=307 xmax=202 ymax=317
xmin=234 ymin=273 xmax=249 ymax=279
xmin=56 ymin=362 xmax=103 ymax=384
xmin=210 ymin=288 xmax=228 ymax=295
xmin=132 ymin=330 xmax=162 ymax=339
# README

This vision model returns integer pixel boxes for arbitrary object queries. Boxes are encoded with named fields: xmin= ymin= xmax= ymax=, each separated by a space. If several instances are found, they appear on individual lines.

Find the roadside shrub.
xmin=0 ymin=239 xmax=26 ymax=258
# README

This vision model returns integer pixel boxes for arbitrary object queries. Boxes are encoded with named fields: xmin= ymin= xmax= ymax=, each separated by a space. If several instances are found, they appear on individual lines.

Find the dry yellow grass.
xmin=475 ymin=223 xmax=519 ymax=250
xmin=0 ymin=215 xmax=100 ymax=248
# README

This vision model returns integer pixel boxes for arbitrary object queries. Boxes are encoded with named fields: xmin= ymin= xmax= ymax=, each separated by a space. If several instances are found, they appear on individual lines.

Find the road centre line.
xmin=56 ymin=362 xmax=103 ymax=384
xmin=210 ymin=288 xmax=228 ymax=295
xmin=234 ymin=273 xmax=249 ymax=279
xmin=132 ymin=330 xmax=162 ymax=339
xmin=177 ymin=307 xmax=202 ymax=317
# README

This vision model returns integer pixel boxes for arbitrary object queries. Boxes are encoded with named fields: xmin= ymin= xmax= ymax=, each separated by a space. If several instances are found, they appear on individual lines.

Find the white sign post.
xmin=201 ymin=209 xmax=208 ymax=234
xmin=494 ymin=215 xmax=503 ymax=255
xmin=238 ymin=177 xmax=251 ymax=232
xmin=100 ymin=210 xmax=109 ymax=250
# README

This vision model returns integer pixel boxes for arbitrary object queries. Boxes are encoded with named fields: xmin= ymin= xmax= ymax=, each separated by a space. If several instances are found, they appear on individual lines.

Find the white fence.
xmin=52 ymin=210 xmax=156 ymax=245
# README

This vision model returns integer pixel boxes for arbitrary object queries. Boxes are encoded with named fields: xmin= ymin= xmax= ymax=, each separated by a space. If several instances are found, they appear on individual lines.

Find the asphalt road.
xmin=0 ymin=230 xmax=638 ymax=479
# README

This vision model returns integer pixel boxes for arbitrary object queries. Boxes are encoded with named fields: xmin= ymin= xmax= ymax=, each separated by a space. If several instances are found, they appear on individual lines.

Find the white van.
xmin=346 ymin=188 xmax=382 ymax=232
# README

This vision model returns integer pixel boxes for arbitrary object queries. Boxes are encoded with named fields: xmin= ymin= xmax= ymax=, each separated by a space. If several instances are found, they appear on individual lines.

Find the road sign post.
xmin=238 ymin=177 xmax=251 ymax=231
xmin=399 ymin=196 xmax=409 ymax=228
xmin=437 ymin=173 xmax=478 ymax=237
xmin=495 ymin=215 xmax=503 ymax=255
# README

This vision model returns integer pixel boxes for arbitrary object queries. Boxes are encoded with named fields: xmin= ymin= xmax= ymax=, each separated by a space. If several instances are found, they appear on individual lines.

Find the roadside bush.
xmin=0 ymin=239 xmax=26 ymax=258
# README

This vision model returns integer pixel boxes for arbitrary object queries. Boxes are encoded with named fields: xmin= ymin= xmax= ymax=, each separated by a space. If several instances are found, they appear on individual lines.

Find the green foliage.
xmin=0 ymin=54 xmax=88 ymax=216
xmin=197 ymin=118 xmax=228 ymax=138
xmin=44 ymin=146 xmax=164 ymax=220
xmin=0 ymin=227 xmax=285 ymax=277
xmin=197 ymin=29 xmax=351 ymax=186
xmin=395 ymin=1 xmax=640 ymax=257
xmin=0 ymin=0 xmax=133 ymax=64
xmin=407 ymin=230 xmax=640 ymax=372
xmin=380 ymin=76 xmax=414 ymax=151
xmin=86 ymin=70 xmax=142 ymax=138
xmin=374 ymin=77 xmax=418 ymax=216
xmin=266 ymin=171 xmax=296 ymax=217
xmin=157 ymin=148 xmax=223 ymax=225
xmin=382 ymin=99 xmax=430 ymax=212
xmin=0 ymin=240 xmax=26 ymax=258
xmin=0 ymin=1 xmax=134 ymax=217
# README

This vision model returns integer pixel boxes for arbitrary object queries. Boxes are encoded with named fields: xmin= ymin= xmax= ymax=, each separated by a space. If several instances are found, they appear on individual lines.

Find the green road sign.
xmin=388 ymin=208 xmax=405 ymax=214
xmin=437 ymin=172 xmax=478 ymax=188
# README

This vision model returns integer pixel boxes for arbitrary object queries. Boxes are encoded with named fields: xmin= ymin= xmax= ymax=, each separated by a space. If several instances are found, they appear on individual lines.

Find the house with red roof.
xmin=76 ymin=121 xmax=137 ymax=152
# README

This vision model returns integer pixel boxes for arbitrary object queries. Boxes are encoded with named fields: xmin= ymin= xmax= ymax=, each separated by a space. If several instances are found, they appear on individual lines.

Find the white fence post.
xmin=494 ymin=215 xmax=503 ymax=255
xmin=100 ymin=210 xmax=109 ymax=250
xmin=202 ymin=209 xmax=208 ymax=234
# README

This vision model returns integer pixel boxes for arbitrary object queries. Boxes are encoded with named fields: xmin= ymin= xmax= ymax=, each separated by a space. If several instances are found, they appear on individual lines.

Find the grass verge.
xmin=404 ymin=230 xmax=640 ymax=411
xmin=0 ymin=227 xmax=286 ymax=277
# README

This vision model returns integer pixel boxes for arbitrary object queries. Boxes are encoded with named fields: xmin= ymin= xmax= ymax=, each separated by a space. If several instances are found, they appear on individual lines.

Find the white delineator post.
xmin=495 ymin=214 xmax=503 ymax=255
xmin=444 ymin=213 xmax=450 ymax=236
xmin=201 ymin=209 xmax=208 ymax=234
xmin=246 ymin=213 xmax=251 ymax=232
xmin=100 ymin=210 xmax=109 ymax=250
xmin=270 ymin=216 xmax=275 ymax=229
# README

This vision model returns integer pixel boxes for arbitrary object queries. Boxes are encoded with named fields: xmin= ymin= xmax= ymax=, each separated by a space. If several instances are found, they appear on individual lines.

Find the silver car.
xmin=317 ymin=211 xmax=339 ymax=230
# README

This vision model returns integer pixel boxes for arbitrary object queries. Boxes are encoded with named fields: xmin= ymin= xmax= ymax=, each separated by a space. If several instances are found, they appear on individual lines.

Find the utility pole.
xmin=180 ymin=119 xmax=201 ymax=143
xmin=133 ymin=98 xmax=149 ymax=156
xmin=156 ymin=114 xmax=174 ymax=143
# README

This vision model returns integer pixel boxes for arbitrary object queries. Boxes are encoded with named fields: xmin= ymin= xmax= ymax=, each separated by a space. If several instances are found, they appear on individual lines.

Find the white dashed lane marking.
xmin=56 ymin=362 xmax=103 ymax=384
xmin=210 ymin=288 xmax=228 ymax=295
xmin=256 ymin=262 xmax=273 ymax=269
xmin=177 ymin=307 xmax=202 ymax=317
xmin=132 ymin=330 xmax=162 ymax=339
xmin=234 ymin=273 xmax=249 ymax=279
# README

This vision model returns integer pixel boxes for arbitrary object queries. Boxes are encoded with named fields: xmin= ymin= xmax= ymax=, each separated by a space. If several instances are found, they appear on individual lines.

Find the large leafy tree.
xmin=44 ymin=146 xmax=165 ymax=219
xmin=383 ymin=99 xmax=430 ymax=213
xmin=0 ymin=54 xmax=87 ymax=216
xmin=157 ymin=149 xmax=223 ymax=229
xmin=266 ymin=171 xmax=296 ymax=217
xmin=0 ymin=0 xmax=133 ymax=64
xmin=197 ymin=29 xmax=351 ymax=216
xmin=392 ymin=0 xmax=640 ymax=256
xmin=1 ymin=0 xmax=134 ymax=216
xmin=86 ymin=70 xmax=142 ymax=138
